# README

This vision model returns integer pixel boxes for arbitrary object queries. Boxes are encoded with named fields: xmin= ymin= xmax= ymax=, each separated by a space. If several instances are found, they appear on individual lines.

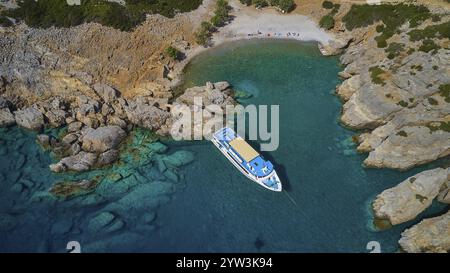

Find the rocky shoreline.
xmin=312 ymin=1 xmax=450 ymax=252
xmin=0 ymin=80 xmax=235 ymax=174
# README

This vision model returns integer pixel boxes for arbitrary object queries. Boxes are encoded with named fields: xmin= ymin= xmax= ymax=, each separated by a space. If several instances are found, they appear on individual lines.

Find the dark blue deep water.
xmin=0 ymin=39 xmax=446 ymax=252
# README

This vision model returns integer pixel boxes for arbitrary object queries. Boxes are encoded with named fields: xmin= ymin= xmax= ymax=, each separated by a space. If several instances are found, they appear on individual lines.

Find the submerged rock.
xmin=50 ymin=151 xmax=98 ymax=172
xmin=14 ymin=106 xmax=45 ymax=131
xmin=147 ymin=142 xmax=168 ymax=154
xmin=87 ymin=211 xmax=116 ymax=233
xmin=399 ymin=210 xmax=450 ymax=253
xmin=373 ymin=168 xmax=449 ymax=225
xmin=0 ymin=213 xmax=17 ymax=231
xmin=162 ymin=150 xmax=194 ymax=168
xmin=97 ymin=149 xmax=119 ymax=166
xmin=81 ymin=126 xmax=126 ymax=153
xmin=105 ymin=182 xmax=174 ymax=214
xmin=50 ymin=179 xmax=97 ymax=198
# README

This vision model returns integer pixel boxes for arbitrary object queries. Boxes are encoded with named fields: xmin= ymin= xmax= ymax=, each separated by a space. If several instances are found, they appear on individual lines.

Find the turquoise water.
xmin=151 ymin=39 xmax=447 ymax=252
xmin=0 ymin=39 xmax=447 ymax=252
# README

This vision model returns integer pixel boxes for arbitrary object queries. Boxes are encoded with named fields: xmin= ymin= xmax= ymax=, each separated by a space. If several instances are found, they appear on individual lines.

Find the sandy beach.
xmin=171 ymin=0 xmax=334 ymax=87
xmin=213 ymin=1 xmax=334 ymax=45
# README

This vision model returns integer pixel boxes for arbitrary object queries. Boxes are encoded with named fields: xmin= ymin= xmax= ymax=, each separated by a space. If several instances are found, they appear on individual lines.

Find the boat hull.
xmin=211 ymin=137 xmax=282 ymax=192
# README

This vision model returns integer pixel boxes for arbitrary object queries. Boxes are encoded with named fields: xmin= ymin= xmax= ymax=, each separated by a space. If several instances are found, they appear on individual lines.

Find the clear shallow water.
xmin=152 ymin=39 xmax=448 ymax=252
xmin=0 ymin=39 xmax=447 ymax=252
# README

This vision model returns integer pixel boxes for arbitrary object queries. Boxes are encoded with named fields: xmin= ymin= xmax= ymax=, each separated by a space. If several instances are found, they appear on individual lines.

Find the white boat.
xmin=211 ymin=127 xmax=282 ymax=192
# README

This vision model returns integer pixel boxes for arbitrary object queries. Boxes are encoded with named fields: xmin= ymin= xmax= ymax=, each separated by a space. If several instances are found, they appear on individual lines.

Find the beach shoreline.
xmin=169 ymin=0 xmax=335 ymax=88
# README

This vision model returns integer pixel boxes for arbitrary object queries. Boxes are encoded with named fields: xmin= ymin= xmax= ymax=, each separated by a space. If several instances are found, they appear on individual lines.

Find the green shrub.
xmin=375 ymin=24 xmax=384 ymax=33
xmin=406 ymin=48 xmax=415 ymax=54
xmin=427 ymin=121 xmax=450 ymax=133
xmin=322 ymin=1 xmax=334 ymax=9
xmin=396 ymin=130 xmax=408 ymax=137
xmin=408 ymin=21 xmax=450 ymax=41
xmin=253 ymin=0 xmax=268 ymax=8
xmin=195 ymin=21 xmax=214 ymax=46
xmin=342 ymin=4 xmax=430 ymax=31
xmin=397 ymin=100 xmax=408 ymax=107
xmin=418 ymin=39 xmax=440 ymax=53
xmin=211 ymin=0 xmax=230 ymax=27
xmin=2 ymin=0 xmax=203 ymax=31
xmin=415 ymin=194 xmax=428 ymax=203
xmin=439 ymin=84 xmax=450 ymax=103
xmin=240 ymin=0 xmax=252 ymax=5
xmin=269 ymin=0 xmax=280 ymax=5
xmin=427 ymin=97 xmax=438 ymax=105
xmin=319 ymin=15 xmax=334 ymax=30
xmin=369 ymin=66 xmax=386 ymax=85
xmin=0 ymin=15 xmax=13 ymax=27
xmin=431 ymin=14 xmax=441 ymax=22
xmin=165 ymin=46 xmax=180 ymax=60
xmin=385 ymin=42 xmax=404 ymax=59
xmin=342 ymin=4 xmax=430 ymax=48
xmin=278 ymin=0 xmax=295 ymax=12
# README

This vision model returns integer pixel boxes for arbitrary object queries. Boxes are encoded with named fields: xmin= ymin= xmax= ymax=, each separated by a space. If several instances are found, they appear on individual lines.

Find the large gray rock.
xmin=373 ymin=168 xmax=449 ymax=225
xmin=67 ymin=121 xmax=83 ymax=133
xmin=0 ymin=108 xmax=15 ymax=127
xmin=364 ymin=126 xmax=450 ymax=170
xmin=81 ymin=126 xmax=126 ymax=153
xmin=50 ymin=151 xmax=98 ymax=172
xmin=97 ymin=149 xmax=119 ymax=166
xmin=214 ymin=81 xmax=230 ymax=91
xmin=399 ymin=210 xmax=450 ymax=253
xmin=92 ymin=83 xmax=118 ymax=103
xmin=14 ymin=106 xmax=45 ymax=131
xmin=124 ymin=98 xmax=170 ymax=130
xmin=45 ymin=109 xmax=67 ymax=127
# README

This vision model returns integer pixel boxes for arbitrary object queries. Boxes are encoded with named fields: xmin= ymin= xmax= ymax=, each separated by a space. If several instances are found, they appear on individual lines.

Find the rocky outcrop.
xmin=318 ymin=36 xmax=351 ymax=56
xmin=50 ymin=151 xmax=98 ymax=172
xmin=437 ymin=180 xmax=450 ymax=204
xmin=336 ymin=75 xmax=360 ymax=102
xmin=169 ymin=81 xmax=235 ymax=139
xmin=398 ymin=211 xmax=450 ymax=253
xmin=14 ymin=105 xmax=45 ymax=131
xmin=123 ymin=97 xmax=171 ymax=131
xmin=373 ymin=168 xmax=449 ymax=225
xmin=81 ymin=126 xmax=126 ymax=153
xmin=363 ymin=126 xmax=450 ymax=170
xmin=92 ymin=83 xmax=118 ymax=103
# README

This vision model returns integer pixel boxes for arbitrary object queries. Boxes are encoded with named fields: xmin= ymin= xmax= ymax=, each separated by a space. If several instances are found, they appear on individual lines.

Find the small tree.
xmin=319 ymin=15 xmax=334 ymax=30
xmin=239 ymin=0 xmax=252 ymax=5
xmin=201 ymin=21 xmax=214 ymax=32
xmin=253 ymin=0 xmax=268 ymax=8
xmin=322 ymin=1 xmax=334 ymax=9
xmin=195 ymin=21 xmax=214 ymax=46
xmin=165 ymin=46 xmax=180 ymax=60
